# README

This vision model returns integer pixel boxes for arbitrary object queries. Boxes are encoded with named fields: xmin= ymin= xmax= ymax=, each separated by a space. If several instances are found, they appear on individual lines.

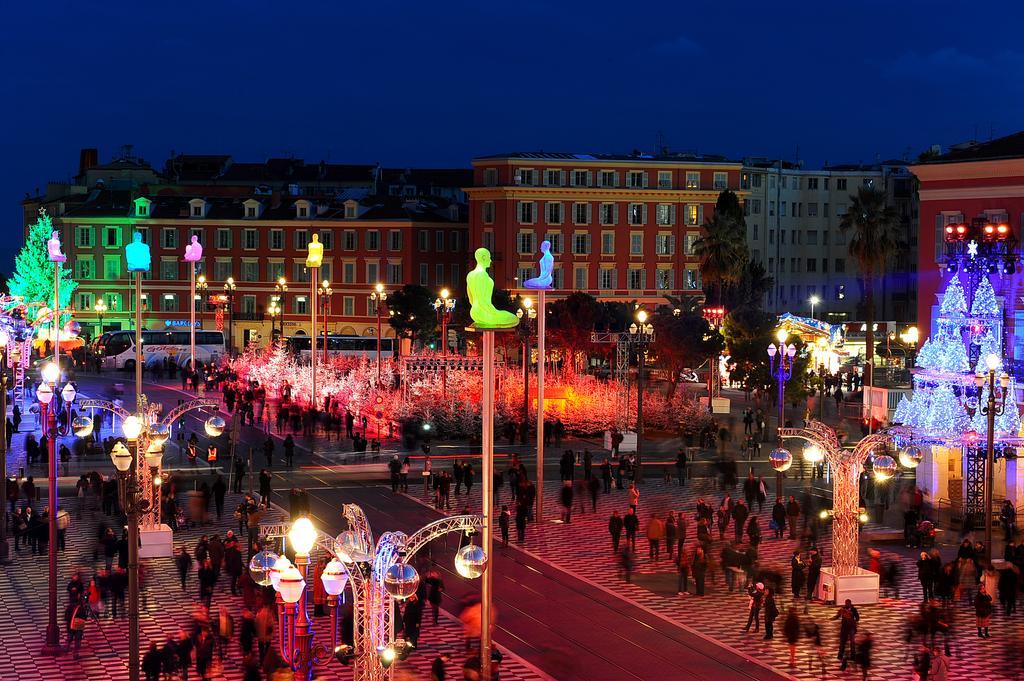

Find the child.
xmin=499 ymin=505 xmax=511 ymax=547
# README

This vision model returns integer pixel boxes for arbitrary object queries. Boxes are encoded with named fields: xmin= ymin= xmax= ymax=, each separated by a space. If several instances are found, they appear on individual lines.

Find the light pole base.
xmin=42 ymin=633 xmax=63 ymax=657
xmin=0 ymin=538 xmax=9 ymax=564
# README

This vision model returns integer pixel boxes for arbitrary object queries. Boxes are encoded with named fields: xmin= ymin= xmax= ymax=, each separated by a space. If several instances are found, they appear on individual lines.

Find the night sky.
xmin=3 ymin=0 xmax=1023 ymax=274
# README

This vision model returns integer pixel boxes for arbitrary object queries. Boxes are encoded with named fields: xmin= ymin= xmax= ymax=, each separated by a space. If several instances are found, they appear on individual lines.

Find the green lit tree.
xmin=8 ymin=210 xmax=77 ymax=310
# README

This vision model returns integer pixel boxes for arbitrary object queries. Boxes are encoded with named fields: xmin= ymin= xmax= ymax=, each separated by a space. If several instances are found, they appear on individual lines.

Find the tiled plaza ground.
xmin=0 ymin=486 xmax=544 ymax=681
xmin=412 ymin=471 xmax=1024 ymax=681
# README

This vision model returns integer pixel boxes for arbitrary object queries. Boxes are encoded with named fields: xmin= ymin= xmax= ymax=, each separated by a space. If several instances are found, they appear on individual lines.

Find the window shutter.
xmin=670 ymin=205 xmax=677 ymax=225
xmin=642 ymin=172 xmax=649 ymax=188
xmin=669 ymin=235 xmax=676 ymax=254
xmin=612 ymin=204 xmax=619 ymax=224
xmin=642 ymin=204 xmax=648 ymax=225
xmin=560 ymin=170 xmax=566 ymax=186
xmin=641 ymin=270 xmax=647 ymax=289
xmin=698 ymin=205 xmax=704 ymax=224
xmin=586 ymin=204 xmax=592 ymax=225
xmin=584 ymin=171 xmax=591 ymax=187
xmin=585 ymin=234 xmax=592 ymax=253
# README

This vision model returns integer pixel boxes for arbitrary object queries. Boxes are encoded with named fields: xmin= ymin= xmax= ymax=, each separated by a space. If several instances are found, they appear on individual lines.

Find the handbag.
xmin=71 ymin=607 xmax=87 ymax=631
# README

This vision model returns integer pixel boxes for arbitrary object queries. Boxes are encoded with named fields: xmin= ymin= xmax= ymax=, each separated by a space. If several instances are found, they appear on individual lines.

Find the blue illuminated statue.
xmin=466 ymin=248 xmax=519 ymax=329
xmin=523 ymin=239 xmax=554 ymax=290
xmin=126 ymin=232 xmax=151 ymax=273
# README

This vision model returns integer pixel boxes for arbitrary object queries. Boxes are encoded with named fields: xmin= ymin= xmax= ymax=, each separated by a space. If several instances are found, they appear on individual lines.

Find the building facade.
xmin=465 ymin=152 xmax=745 ymax=303
xmin=742 ymin=160 xmax=918 ymax=322
xmin=24 ymin=149 xmax=471 ymax=348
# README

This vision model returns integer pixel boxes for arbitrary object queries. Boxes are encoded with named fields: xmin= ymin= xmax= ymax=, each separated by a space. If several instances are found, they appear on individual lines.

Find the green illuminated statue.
xmin=466 ymin=248 xmax=519 ymax=329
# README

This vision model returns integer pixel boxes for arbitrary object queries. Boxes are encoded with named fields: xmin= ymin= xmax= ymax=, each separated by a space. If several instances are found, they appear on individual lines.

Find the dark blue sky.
xmin=4 ymin=0 xmax=1023 ymax=273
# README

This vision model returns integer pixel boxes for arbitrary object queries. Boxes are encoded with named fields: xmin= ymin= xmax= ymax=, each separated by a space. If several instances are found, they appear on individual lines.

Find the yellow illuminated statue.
xmin=305 ymin=233 xmax=323 ymax=269
xmin=466 ymin=248 xmax=519 ymax=329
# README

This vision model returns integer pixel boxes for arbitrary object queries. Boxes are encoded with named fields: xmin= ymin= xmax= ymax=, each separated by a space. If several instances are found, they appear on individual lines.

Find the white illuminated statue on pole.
xmin=47 ymin=231 xmax=67 ymax=263
xmin=523 ymin=240 xmax=554 ymax=290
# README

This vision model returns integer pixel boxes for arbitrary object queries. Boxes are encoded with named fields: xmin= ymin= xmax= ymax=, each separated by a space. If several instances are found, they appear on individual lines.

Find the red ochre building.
xmin=24 ymin=150 xmax=471 ymax=348
xmin=465 ymin=152 xmax=745 ymax=302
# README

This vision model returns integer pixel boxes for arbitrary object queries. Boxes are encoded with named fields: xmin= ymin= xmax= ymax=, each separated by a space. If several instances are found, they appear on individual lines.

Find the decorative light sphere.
xmin=270 ymin=555 xmax=292 ymax=591
xmin=149 ymin=423 xmax=170 ymax=446
xmin=144 ymin=441 xmax=163 ymax=468
xmin=289 ymin=517 xmax=318 ymax=555
xmin=803 ymin=445 xmax=824 ymax=464
xmin=277 ymin=564 xmax=306 ymax=604
xmin=873 ymin=454 xmax=897 ymax=480
xmin=383 ymin=562 xmax=420 ymax=600
xmin=769 ymin=447 xmax=793 ymax=472
xmin=335 ymin=530 xmax=370 ymax=564
xmin=110 ymin=441 xmax=133 ymax=472
xmin=454 ymin=544 xmax=488 ymax=579
xmin=248 ymin=550 xmax=280 ymax=586
xmin=41 ymin=362 xmax=60 ymax=384
xmin=72 ymin=415 xmax=94 ymax=438
xmin=204 ymin=415 xmax=226 ymax=438
xmin=899 ymin=444 xmax=924 ymax=469
xmin=320 ymin=558 xmax=348 ymax=596
xmin=122 ymin=415 xmax=143 ymax=441
xmin=63 ymin=319 xmax=81 ymax=336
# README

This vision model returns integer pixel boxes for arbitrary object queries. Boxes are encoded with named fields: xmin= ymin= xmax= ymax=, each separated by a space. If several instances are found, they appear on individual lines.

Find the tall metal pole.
xmin=776 ymin=358 xmax=786 ymax=500
xmin=322 ymin=293 xmax=329 ymax=365
xmin=535 ymin=290 xmax=546 ymax=524
xmin=189 ymin=264 xmax=196 ymax=370
xmin=126 ymin=450 xmax=141 ymax=681
xmin=293 ymin=552 xmax=313 ymax=681
xmin=522 ymin=334 xmax=529 ymax=438
xmin=636 ymin=345 xmax=644 ymax=482
xmin=985 ymin=369 xmax=996 ymax=564
xmin=43 ymin=262 xmax=61 ymax=654
xmin=135 ymin=272 xmax=143 ymax=404
xmin=441 ymin=312 xmax=448 ymax=402
xmin=376 ymin=301 xmax=383 ymax=386
xmin=0 ymin=364 xmax=8 ymax=564
xmin=310 ymin=270 xmax=318 ymax=407
xmin=481 ymin=330 xmax=495 ymax=680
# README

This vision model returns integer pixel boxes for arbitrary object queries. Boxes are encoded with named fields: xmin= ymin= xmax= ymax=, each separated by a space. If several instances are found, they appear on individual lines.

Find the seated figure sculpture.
xmin=523 ymin=239 xmax=554 ymax=290
xmin=306 ymin=233 xmax=324 ymax=269
xmin=125 ymin=232 xmax=151 ymax=273
xmin=466 ymin=248 xmax=519 ymax=329
xmin=47 ymin=231 xmax=67 ymax=263
xmin=183 ymin=235 xmax=203 ymax=262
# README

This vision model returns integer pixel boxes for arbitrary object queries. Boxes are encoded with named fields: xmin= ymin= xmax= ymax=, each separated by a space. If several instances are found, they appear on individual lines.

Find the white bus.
xmin=287 ymin=335 xmax=396 ymax=361
xmin=97 ymin=330 xmax=226 ymax=370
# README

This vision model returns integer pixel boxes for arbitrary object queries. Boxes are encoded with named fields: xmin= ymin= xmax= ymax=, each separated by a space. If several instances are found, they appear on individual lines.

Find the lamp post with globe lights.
xmin=370 ymin=284 xmax=388 ymax=386
xmin=318 ymin=280 xmax=334 ymax=364
xmin=93 ymin=298 xmax=107 ymax=338
xmin=224 ymin=277 xmax=237 ymax=356
xmin=433 ymin=288 xmax=456 ymax=402
xmin=274 ymin=277 xmax=288 ymax=338
xmin=768 ymin=329 xmax=798 ymax=499
xmin=975 ymin=352 xmax=1010 ymax=562
xmin=808 ymin=294 xmax=821 ymax=319
xmin=516 ymin=298 xmax=536 ymax=431
xmin=627 ymin=310 xmax=654 ymax=482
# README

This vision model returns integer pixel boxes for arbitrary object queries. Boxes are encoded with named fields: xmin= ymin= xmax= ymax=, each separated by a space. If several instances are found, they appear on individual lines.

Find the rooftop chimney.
xmin=78 ymin=148 xmax=99 ymax=177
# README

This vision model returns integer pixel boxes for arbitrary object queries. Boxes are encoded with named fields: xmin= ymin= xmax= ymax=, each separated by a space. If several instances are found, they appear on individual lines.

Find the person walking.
xmin=498 ymin=505 xmax=510 ymax=547
xmin=744 ymin=582 xmax=766 ymax=633
xmin=783 ymin=607 xmax=801 ymax=668
xmin=212 ymin=475 xmax=227 ymax=519
xmin=832 ymin=598 xmax=860 ymax=668
xmin=806 ymin=548 xmax=822 ymax=602
xmin=628 ymin=482 xmax=640 ymax=513
xmin=608 ymin=510 xmax=623 ymax=553
xmin=917 ymin=551 xmax=936 ymax=601
xmin=514 ymin=500 xmax=528 ymax=543
xmin=665 ymin=512 xmax=677 ymax=560
xmin=786 ymin=495 xmax=801 ymax=539
xmin=601 ymin=458 xmax=612 ymax=493
xmin=790 ymin=550 xmax=805 ymax=601
xmin=623 ymin=507 xmax=639 ymax=551
xmin=425 ymin=568 xmax=445 ymax=625
xmin=691 ymin=546 xmax=708 ymax=596
xmin=974 ymin=583 xmax=993 ymax=638
xmin=646 ymin=513 xmax=665 ymax=561
xmin=283 ymin=434 xmax=295 ymax=468
xmin=763 ymin=587 xmax=779 ymax=640
xmin=732 ymin=500 xmax=749 ymax=544
xmin=258 ymin=469 xmax=272 ymax=505
xmin=143 ymin=641 xmax=163 ymax=681
xmin=676 ymin=548 xmax=691 ymax=596
xmin=175 ymin=546 xmax=192 ymax=590
xmin=263 ymin=437 xmax=274 ymax=468
xmin=675 ymin=449 xmax=687 ymax=486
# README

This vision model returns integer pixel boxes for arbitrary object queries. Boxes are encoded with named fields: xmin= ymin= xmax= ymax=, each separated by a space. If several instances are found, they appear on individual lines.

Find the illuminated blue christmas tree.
xmin=940 ymin=276 xmax=968 ymax=316
xmin=925 ymin=384 xmax=969 ymax=435
xmin=970 ymin=276 xmax=999 ymax=317
xmin=917 ymin=338 xmax=937 ymax=370
xmin=974 ymin=331 xmax=1001 ymax=375
xmin=937 ymin=332 xmax=970 ymax=373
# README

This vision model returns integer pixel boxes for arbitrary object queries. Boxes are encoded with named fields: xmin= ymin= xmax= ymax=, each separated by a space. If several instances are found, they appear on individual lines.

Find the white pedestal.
xmin=139 ymin=524 xmax=174 ymax=559
xmin=604 ymin=430 xmax=638 ymax=453
xmin=711 ymin=397 xmax=731 ymax=414
xmin=817 ymin=566 xmax=879 ymax=605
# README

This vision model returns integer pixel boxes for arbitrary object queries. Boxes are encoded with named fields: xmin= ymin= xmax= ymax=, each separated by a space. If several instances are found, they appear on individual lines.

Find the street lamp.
xmin=93 ymin=298 xmax=107 ymax=338
xmin=516 ymin=297 xmax=537 ymax=436
xmin=223 ymin=277 xmax=236 ymax=356
xmin=433 ymin=288 xmax=457 ymax=402
xmin=808 ymin=295 xmax=821 ymax=319
xmin=370 ymin=283 xmax=388 ymax=386
xmin=768 ymin=329 xmax=797 ymax=499
xmin=275 ymin=277 xmax=288 ymax=339
xmin=628 ymin=310 xmax=654 ymax=483
xmin=975 ymin=352 xmax=1010 ymax=563
xmin=268 ymin=298 xmax=281 ymax=341
xmin=196 ymin=275 xmax=208 ymax=334
xmin=317 ymin=280 xmax=334 ymax=364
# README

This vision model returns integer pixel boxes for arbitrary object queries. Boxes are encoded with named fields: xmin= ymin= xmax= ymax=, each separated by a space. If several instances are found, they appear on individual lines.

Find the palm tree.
xmin=692 ymin=213 xmax=748 ymax=305
xmin=839 ymin=186 xmax=903 ymax=391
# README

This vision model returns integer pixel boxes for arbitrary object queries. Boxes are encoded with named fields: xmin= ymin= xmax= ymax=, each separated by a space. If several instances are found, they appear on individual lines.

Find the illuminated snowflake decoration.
xmin=967 ymin=240 xmax=979 ymax=258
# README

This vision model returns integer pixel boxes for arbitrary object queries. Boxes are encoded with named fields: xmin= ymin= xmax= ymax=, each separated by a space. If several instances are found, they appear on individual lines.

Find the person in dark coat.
xmin=224 ymin=540 xmax=244 ymax=595
xmin=832 ymin=598 xmax=860 ymax=667
xmin=212 ymin=475 xmax=227 ymax=519
xmin=917 ymin=551 xmax=936 ymax=601
xmin=763 ymin=588 xmax=779 ymax=640
xmin=175 ymin=546 xmax=193 ymax=590
xmin=783 ymin=607 xmax=801 ymax=668
xmin=623 ymin=508 xmax=639 ymax=551
xmin=194 ymin=628 xmax=215 ymax=680
xmin=732 ymin=501 xmax=749 ymax=544
xmin=790 ymin=550 xmax=806 ymax=600
xmin=975 ymin=583 xmax=994 ymax=638
xmin=806 ymin=548 xmax=822 ymax=601
xmin=691 ymin=547 xmax=708 ymax=596
xmin=608 ymin=511 xmax=624 ymax=553
xmin=772 ymin=498 xmax=787 ymax=540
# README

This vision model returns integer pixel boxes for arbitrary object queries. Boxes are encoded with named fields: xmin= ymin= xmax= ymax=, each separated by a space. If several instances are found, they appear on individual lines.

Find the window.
xmin=656 ymin=204 xmax=674 ymax=225
xmin=484 ymin=168 xmax=497 ymax=186
xmin=103 ymin=255 xmax=121 ymax=280
xmin=823 ymin=203 xmax=830 ymax=217
xmin=76 ymin=257 xmax=95 ymax=279
xmin=657 ymin=171 xmax=672 ymax=189
xmin=822 ymin=230 xmax=830 ymax=246
xmin=836 ymin=178 xmax=847 ymax=190
xmin=752 ymin=174 xmax=762 ymax=188
xmin=388 ymin=230 xmax=402 ymax=251
xmin=517 ymin=266 xmax=534 ymax=284
xmin=574 ymin=266 xmax=588 ymax=290
xmin=344 ymin=203 xmax=357 ymax=219
xmin=341 ymin=262 xmax=355 ymax=284
xmin=768 ymin=230 xmax=774 ymax=245
xmin=599 ymin=203 xmax=617 ymax=226
xmin=241 ymin=229 xmax=257 ymax=250
xmin=449 ymin=231 xmax=460 ymax=252
xmin=769 ymin=201 xmax=775 ymax=216
xmin=436 ymin=263 xmax=444 ymax=285
xmin=601 ymin=232 xmax=615 ymax=255
xmin=78 ymin=292 xmax=94 ymax=311
xmin=191 ymin=205 xmax=203 ymax=217
xmin=835 ymin=258 xmax=846 ymax=272
xmin=216 ymin=228 xmax=231 ymax=249
xmin=545 ymin=169 xmax=562 ymax=186
xmin=418 ymin=231 xmax=429 ymax=252
xmin=808 ymin=203 xmax=818 ymax=217
xmin=517 ymin=231 xmax=535 ymax=254
xmin=836 ymin=203 xmax=847 ymax=216
xmin=655 ymin=234 xmax=675 ymax=255
xmin=214 ymin=260 xmax=232 ymax=281
xmin=656 ymin=268 xmax=674 ymax=290
xmin=246 ymin=205 xmax=257 ymax=218
xmin=76 ymin=226 xmax=94 ymax=248
xmin=627 ymin=171 xmax=646 ymax=188
xmin=268 ymin=260 xmax=285 ymax=281
xmin=320 ymin=230 xmax=333 ymax=250
xmin=573 ymin=203 xmax=591 ymax=225
xmin=293 ymin=229 xmax=308 ymax=251
xmin=822 ymin=258 xmax=829 ymax=273
xmin=572 ymin=170 xmax=590 ymax=187
xmin=781 ymin=202 xmax=787 ymax=217
xmin=161 ymin=294 xmax=178 ymax=312
xmin=807 ymin=231 xmax=818 ymax=245
xmin=685 ymin=269 xmax=700 ymax=290
xmin=713 ymin=172 xmax=727 ymax=190
xmin=292 ymin=262 xmax=309 ymax=283
xmin=752 ymin=199 xmax=761 ymax=214
xmin=269 ymin=229 xmax=284 ymax=250
xmin=104 ymin=227 xmax=121 ymax=248
xmin=366 ymin=230 xmax=380 ymax=251
xmin=294 ymin=296 xmax=308 ymax=315
xmin=241 ymin=260 xmax=259 ymax=282
xmin=685 ymin=204 xmax=701 ymax=225
xmin=518 ymin=201 xmax=536 ymax=224
xmin=546 ymin=202 xmax=563 ymax=225
xmin=628 ymin=268 xmax=645 ymax=290
xmin=807 ymin=259 xmax=817 ymax=273
xmin=630 ymin=233 xmax=643 ymax=255
xmin=451 ymin=263 xmax=460 ymax=284
xmin=753 ymin=224 xmax=759 ymax=241
xmin=807 ymin=178 xmax=819 ymax=190
xmin=419 ymin=263 xmax=429 ymax=286
xmin=684 ymin=233 xmax=698 ymax=255
xmin=545 ymin=232 xmax=563 ymax=254
xmin=516 ymin=168 xmax=535 ymax=186
xmin=628 ymin=203 xmax=646 ymax=226
xmin=366 ymin=262 xmax=379 ymax=284
xmin=343 ymin=230 xmax=357 ymax=250
xmin=685 ymin=172 xmax=700 ymax=189
xmin=598 ymin=269 xmax=615 ymax=290
xmin=387 ymin=263 xmax=402 ymax=285
xmin=482 ymin=201 xmax=495 ymax=224
xmin=599 ymin=170 xmax=617 ymax=187
xmin=573 ymin=233 xmax=591 ymax=255
xmin=343 ymin=296 xmax=354 ymax=317
xmin=160 ymin=260 xmax=177 ymax=281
